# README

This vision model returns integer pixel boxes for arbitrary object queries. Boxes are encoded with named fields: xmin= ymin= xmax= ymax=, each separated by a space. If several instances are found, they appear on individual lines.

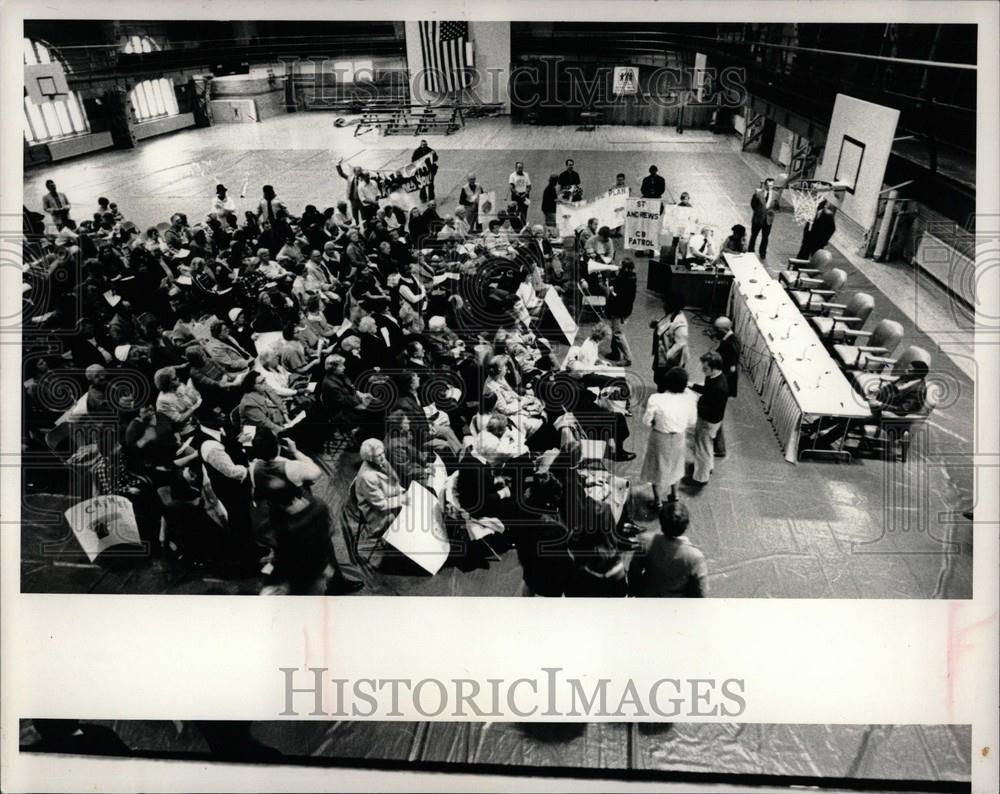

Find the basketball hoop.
xmin=785 ymin=179 xmax=847 ymax=225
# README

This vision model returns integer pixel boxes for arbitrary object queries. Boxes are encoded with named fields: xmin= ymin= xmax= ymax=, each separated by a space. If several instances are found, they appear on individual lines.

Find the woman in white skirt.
xmin=640 ymin=366 xmax=698 ymax=508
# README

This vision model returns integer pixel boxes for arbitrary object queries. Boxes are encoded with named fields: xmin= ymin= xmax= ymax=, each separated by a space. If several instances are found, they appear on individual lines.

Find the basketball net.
xmin=787 ymin=180 xmax=834 ymax=225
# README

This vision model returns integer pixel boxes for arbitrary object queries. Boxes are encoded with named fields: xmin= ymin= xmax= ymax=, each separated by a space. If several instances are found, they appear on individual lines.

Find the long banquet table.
xmin=724 ymin=252 xmax=870 ymax=462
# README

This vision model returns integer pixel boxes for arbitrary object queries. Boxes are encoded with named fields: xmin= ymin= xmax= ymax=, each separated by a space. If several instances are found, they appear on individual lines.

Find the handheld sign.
xmin=624 ymin=197 xmax=662 ymax=252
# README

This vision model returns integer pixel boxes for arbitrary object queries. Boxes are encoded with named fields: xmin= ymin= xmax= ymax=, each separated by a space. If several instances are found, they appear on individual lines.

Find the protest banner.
xmin=556 ymin=186 xmax=630 ymax=238
xmin=624 ymin=197 xmax=662 ymax=251
xmin=368 ymin=153 xmax=436 ymax=200
xmin=64 ymin=494 xmax=142 ymax=562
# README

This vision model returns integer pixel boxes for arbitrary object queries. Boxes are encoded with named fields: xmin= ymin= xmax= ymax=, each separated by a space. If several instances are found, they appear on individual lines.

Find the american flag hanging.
xmin=419 ymin=21 xmax=474 ymax=94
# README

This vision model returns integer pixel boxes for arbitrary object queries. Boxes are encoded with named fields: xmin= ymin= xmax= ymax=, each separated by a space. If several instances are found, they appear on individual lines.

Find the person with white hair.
xmin=684 ymin=226 xmax=717 ymax=267
xmin=353 ymin=437 xmax=410 ymax=542
xmin=710 ymin=316 xmax=741 ymax=458
xmin=154 ymin=365 xmax=203 ymax=432
xmin=458 ymin=172 xmax=485 ymax=232
xmin=452 ymin=206 xmax=471 ymax=238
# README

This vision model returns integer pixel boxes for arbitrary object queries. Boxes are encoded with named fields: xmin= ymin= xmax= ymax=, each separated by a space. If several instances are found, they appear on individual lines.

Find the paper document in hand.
xmin=382 ymin=481 xmax=450 ymax=575
xmin=305 ymin=382 xmax=317 ymax=393
xmin=286 ymin=411 xmax=307 ymax=428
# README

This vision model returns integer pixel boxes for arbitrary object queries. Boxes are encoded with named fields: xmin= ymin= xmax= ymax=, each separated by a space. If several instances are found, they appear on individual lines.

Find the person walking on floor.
xmin=684 ymin=351 xmax=728 ymax=489
xmin=640 ymin=366 xmax=698 ymax=509
xmin=711 ymin=316 xmax=740 ymax=458
xmin=650 ymin=290 xmax=689 ymax=389
xmin=627 ymin=501 xmax=708 ymax=598
xmin=605 ymin=258 xmax=637 ymax=366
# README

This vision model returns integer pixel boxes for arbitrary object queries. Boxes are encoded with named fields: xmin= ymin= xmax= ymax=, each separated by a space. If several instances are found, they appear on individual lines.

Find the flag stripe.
xmin=417 ymin=20 xmax=472 ymax=94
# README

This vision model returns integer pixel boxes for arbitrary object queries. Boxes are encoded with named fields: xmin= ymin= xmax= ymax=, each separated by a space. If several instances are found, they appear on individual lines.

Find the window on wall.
xmin=122 ymin=34 xmax=160 ymax=54
xmin=23 ymin=38 xmax=90 ymax=144
xmin=129 ymin=78 xmax=179 ymax=122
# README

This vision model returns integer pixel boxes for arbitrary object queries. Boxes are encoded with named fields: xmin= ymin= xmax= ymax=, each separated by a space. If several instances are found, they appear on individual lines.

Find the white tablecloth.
xmin=724 ymin=253 xmax=869 ymax=462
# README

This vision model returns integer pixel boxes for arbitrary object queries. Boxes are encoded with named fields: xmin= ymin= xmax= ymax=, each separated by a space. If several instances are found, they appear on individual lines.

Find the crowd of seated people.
xmin=21 ymin=176 xmax=640 ymax=595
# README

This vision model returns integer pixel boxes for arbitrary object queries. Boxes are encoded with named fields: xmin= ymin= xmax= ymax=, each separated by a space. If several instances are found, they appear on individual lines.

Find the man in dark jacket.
xmin=685 ymin=352 xmax=728 ymax=487
xmin=711 ymin=316 xmax=740 ymax=457
xmin=796 ymin=200 xmax=838 ymax=260
xmin=640 ymin=165 xmax=666 ymax=199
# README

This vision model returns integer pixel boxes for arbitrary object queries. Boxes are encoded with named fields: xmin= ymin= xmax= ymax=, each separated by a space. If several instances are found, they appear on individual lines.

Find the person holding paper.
xmin=42 ymin=179 xmax=72 ymax=227
xmin=558 ymin=158 xmax=582 ymax=201
xmin=585 ymin=225 xmax=615 ymax=263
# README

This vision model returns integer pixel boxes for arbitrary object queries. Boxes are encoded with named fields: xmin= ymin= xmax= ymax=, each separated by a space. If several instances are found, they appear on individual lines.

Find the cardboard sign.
xmin=382 ymin=481 xmax=450 ymax=575
xmin=538 ymin=286 xmax=579 ymax=345
xmin=556 ymin=187 xmax=630 ymax=238
xmin=478 ymin=191 xmax=498 ymax=228
xmin=64 ymin=494 xmax=143 ymax=562
xmin=624 ymin=198 xmax=662 ymax=251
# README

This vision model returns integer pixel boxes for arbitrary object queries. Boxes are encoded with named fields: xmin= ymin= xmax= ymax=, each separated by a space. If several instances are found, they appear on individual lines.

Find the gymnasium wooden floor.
xmin=20 ymin=115 xmax=976 ymax=598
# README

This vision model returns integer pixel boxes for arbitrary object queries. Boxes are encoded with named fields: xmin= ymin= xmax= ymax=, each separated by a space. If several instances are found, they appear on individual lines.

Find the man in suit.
xmin=749 ymin=177 xmax=779 ymax=259
xmin=711 ymin=317 xmax=741 ymax=458
xmin=640 ymin=165 xmax=666 ymax=200
xmin=684 ymin=352 xmax=728 ymax=488
xmin=797 ymin=200 xmax=838 ymax=260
